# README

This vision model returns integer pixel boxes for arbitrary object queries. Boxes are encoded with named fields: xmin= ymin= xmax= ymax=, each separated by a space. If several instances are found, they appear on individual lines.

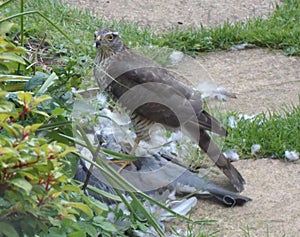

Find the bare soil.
xmin=196 ymin=158 xmax=300 ymax=236
xmin=63 ymin=0 xmax=300 ymax=235
xmin=198 ymin=48 xmax=300 ymax=114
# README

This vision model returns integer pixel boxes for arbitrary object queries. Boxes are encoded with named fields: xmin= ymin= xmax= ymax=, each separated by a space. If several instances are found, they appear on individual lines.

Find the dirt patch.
xmin=197 ymin=48 xmax=300 ymax=114
xmin=63 ymin=0 xmax=300 ymax=236
xmin=64 ymin=0 xmax=280 ymax=30
xmin=195 ymin=159 xmax=300 ymax=236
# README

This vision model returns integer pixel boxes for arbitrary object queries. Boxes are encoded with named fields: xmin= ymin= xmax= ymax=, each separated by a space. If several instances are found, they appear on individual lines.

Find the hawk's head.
xmin=94 ymin=29 xmax=125 ymax=57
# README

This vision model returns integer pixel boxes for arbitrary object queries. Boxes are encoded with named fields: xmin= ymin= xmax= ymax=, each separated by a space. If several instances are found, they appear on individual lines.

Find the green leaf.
xmin=31 ymin=109 xmax=50 ymax=117
xmin=51 ymin=107 xmax=65 ymax=116
xmin=0 ymin=53 xmax=26 ymax=64
xmin=64 ymin=208 xmax=80 ymax=217
xmin=10 ymin=178 xmax=32 ymax=195
xmin=0 ymin=91 xmax=8 ymax=98
xmin=0 ymin=198 xmax=11 ymax=208
xmin=47 ymin=227 xmax=67 ymax=237
xmin=0 ymin=74 xmax=30 ymax=82
xmin=24 ymin=123 xmax=43 ymax=133
xmin=18 ymin=171 xmax=39 ymax=182
xmin=31 ymin=95 xmax=52 ymax=106
xmin=73 ymin=222 xmax=97 ymax=236
xmin=17 ymin=92 xmax=33 ymax=104
xmin=61 ymin=184 xmax=81 ymax=193
xmin=24 ymin=72 xmax=49 ymax=91
xmin=37 ymin=72 xmax=58 ymax=95
xmin=68 ymin=230 xmax=86 ymax=237
xmin=63 ymin=202 xmax=93 ymax=216
xmin=58 ymin=146 xmax=78 ymax=158
xmin=0 ymin=100 xmax=14 ymax=113
xmin=0 ymin=123 xmax=20 ymax=138
xmin=0 ymin=63 xmax=8 ymax=71
xmin=0 ymin=22 xmax=16 ymax=35
xmin=93 ymin=216 xmax=117 ymax=232
xmin=0 ymin=147 xmax=20 ymax=163
xmin=31 ymin=123 xmax=44 ymax=132
xmin=0 ymin=222 xmax=19 ymax=237
xmin=87 ymin=197 xmax=109 ymax=212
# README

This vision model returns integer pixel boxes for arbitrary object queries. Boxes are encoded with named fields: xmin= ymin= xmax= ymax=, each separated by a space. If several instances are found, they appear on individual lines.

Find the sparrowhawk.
xmin=93 ymin=28 xmax=245 ymax=192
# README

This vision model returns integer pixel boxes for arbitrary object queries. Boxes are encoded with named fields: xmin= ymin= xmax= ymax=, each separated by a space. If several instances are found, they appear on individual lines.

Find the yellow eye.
xmin=105 ymin=34 xmax=114 ymax=42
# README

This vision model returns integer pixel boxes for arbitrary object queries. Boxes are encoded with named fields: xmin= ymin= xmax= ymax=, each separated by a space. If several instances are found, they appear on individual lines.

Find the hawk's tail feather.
xmin=217 ymin=155 xmax=245 ymax=192
xmin=198 ymin=130 xmax=245 ymax=192
xmin=197 ymin=110 xmax=228 ymax=136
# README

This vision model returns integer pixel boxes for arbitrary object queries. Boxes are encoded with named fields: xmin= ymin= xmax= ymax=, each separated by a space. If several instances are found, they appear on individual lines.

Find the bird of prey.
xmin=93 ymin=28 xmax=245 ymax=192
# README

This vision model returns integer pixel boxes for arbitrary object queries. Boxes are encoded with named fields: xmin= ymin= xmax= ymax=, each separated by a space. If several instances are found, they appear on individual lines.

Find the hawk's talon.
xmin=108 ymin=160 xmax=134 ymax=173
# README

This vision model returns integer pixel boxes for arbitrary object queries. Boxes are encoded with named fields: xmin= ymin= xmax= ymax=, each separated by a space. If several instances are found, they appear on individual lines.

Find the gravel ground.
xmin=65 ymin=0 xmax=280 ymax=30
xmin=63 ymin=0 xmax=300 ymax=236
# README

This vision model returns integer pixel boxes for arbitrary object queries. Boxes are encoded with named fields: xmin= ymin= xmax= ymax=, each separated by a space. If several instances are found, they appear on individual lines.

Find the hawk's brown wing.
xmin=108 ymin=66 xmax=227 ymax=136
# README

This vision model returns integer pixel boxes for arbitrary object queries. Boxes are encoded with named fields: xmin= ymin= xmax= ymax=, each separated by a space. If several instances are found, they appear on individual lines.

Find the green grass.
xmin=158 ymin=0 xmax=300 ymax=55
xmin=2 ymin=0 xmax=300 ymax=66
xmin=224 ymin=99 xmax=300 ymax=159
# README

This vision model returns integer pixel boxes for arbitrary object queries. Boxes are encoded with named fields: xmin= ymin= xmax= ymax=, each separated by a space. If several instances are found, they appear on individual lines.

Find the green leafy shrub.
xmin=0 ymin=15 xmax=165 ymax=236
xmin=0 ymin=91 xmax=120 ymax=237
xmin=0 ymin=24 xmax=30 ymax=91
xmin=0 ymin=23 xmax=119 ymax=235
xmin=0 ymin=35 xmax=26 ymax=73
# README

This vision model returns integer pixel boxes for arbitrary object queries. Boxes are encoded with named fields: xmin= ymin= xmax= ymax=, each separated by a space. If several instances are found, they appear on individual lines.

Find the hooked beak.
xmin=94 ymin=40 xmax=101 ymax=48
xmin=94 ymin=35 xmax=101 ymax=48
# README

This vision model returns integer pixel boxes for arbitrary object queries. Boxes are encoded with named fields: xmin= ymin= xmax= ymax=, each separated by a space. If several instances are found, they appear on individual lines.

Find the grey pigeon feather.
xmin=75 ymin=154 xmax=251 ymax=207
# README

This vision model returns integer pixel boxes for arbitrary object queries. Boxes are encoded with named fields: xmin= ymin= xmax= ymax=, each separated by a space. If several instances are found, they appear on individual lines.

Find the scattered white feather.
xmin=135 ymin=141 xmax=153 ymax=156
xmin=110 ymin=110 xmax=131 ymax=126
xmin=285 ymin=150 xmax=299 ymax=161
xmin=100 ymin=108 xmax=113 ymax=117
xmin=228 ymin=115 xmax=237 ymax=128
xmin=96 ymin=93 xmax=108 ymax=108
xmin=97 ymin=104 xmax=199 ymax=158
xmin=149 ymin=123 xmax=167 ymax=144
xmin=167 ymin=188 xmax=177 ymax=201
xmin=98 ymin=108 xmax=133 ymax=145
xmin=195 ymin=81 xmax=236 ymax=101
xmin=169 ymin=130 xmax=183 ymax=143
xmin=230 ymin=43 xmax=249 ymax=51
xmin=151 ymin=189 xmax=172 ymax=203
xmin=79 ymin=147 xmax=93 ymax=168
xmin=238 ymin=114 xmax=262 ymax=125
xmin=238 ymin=114 xmax=256 ymax=120
xmin=135 ymin=123 xmax=168 ymax=156
xmin=164 ymin=131 xmax=195 ymax=157
xmin=223 ymin=149 xmax=239 ymax=161
xmin=86 ymin=133 xmax=96 ymax=144
xmin=251 ymin=144 xmax=261 ymax=156
xmin=161 ymin=142 xmax=178 ymax=155
xmin=160 ymin=197 xmax=197 ymax=222
xmin=228 ymin=113 xmax=263 ymax=129
xmin=169 ymin=51 xmax=184 ymax=65
xmin=71 ymin=87 xmax=77 ymax=94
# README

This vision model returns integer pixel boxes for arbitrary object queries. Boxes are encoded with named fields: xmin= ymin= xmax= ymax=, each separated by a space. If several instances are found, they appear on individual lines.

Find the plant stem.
xmin=20 ymin=0 xmax=24 ymax=46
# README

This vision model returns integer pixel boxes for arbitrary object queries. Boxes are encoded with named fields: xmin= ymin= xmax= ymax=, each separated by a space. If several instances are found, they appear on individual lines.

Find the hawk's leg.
xmin=109 ymin=137 xmax=141 ymax=173
xmin=112 ymin=160 xmax=133 ymax=173
xmin=130 ymin=137 xmax=141 ymax=156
